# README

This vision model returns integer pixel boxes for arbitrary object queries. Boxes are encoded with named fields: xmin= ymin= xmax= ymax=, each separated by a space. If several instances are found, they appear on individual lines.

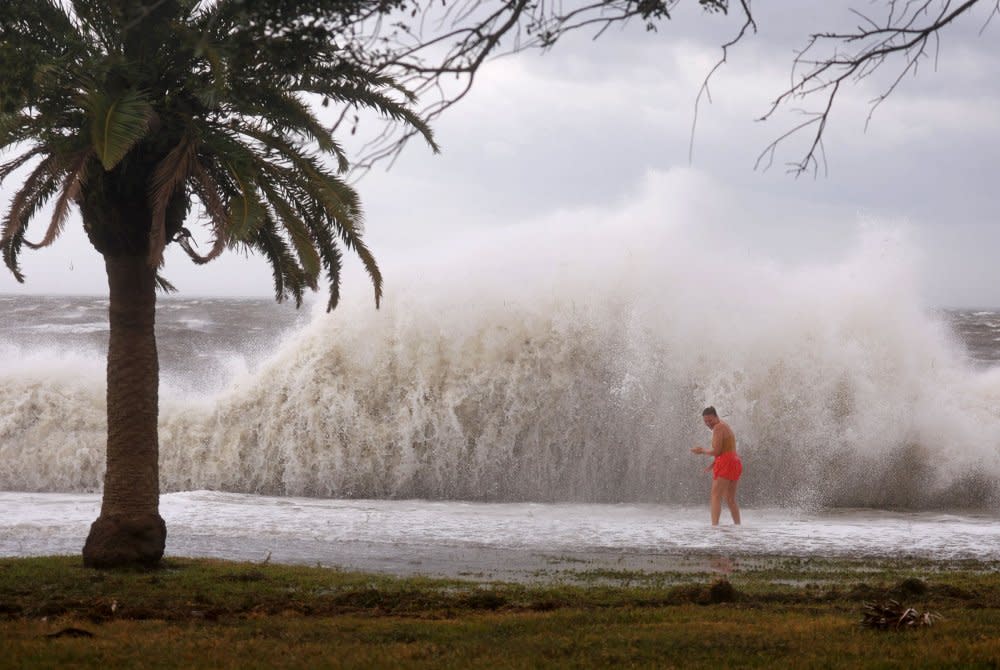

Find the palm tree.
xmin=0 ymin=0 xmax=435 ymax=568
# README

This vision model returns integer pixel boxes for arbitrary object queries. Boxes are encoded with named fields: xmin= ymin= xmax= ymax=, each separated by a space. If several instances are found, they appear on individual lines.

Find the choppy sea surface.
xmin=3 ymin=227 xmax=1000 ymax=571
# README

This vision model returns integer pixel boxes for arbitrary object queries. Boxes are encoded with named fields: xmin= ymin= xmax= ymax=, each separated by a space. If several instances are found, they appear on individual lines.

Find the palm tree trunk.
xmin=82 ymin=255 xmax=166 ymax=568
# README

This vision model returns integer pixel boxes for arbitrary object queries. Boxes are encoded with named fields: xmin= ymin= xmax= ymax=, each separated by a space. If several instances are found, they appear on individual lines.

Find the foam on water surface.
xmin=1 ymin=492 xmax=997 ymax=577
xmin=2 ymin=212 xmax=1000 ymax=510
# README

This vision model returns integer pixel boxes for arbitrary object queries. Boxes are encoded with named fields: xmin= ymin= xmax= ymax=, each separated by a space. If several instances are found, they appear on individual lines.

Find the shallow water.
xmin=3 ymin=491 xmax=997 ymax=577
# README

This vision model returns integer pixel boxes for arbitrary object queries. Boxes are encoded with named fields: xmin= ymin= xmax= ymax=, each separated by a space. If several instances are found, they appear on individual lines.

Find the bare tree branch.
xmin=756 ymin=0 xmax=993 ymax=177
xmin=334 ymin=0 xmax=741 ymax=177
xmin=326 ymin=0 xmax=990 ymax=180
xmin=689 ymin=0 xmax=756 ymax=164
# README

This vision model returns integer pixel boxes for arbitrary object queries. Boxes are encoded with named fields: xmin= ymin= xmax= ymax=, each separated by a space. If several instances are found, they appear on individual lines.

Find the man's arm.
xmin=691 ymin=426 xmax=724 ymax=456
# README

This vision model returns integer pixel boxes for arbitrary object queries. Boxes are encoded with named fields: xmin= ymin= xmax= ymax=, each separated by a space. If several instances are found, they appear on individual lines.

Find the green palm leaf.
xmin=226 ymin=163 xmax=268 ymax=242
xmin=86 ymin=89 xmax=152 ymax=171
xmin=261 ymin=183 xmax=321 ymax=286
xmin=3 ymin=1 xmax=439 ymax=310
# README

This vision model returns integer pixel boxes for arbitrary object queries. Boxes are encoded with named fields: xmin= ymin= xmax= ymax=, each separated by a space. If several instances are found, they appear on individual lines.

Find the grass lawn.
xmin=2 ymin=555 xmax=999 ymax=668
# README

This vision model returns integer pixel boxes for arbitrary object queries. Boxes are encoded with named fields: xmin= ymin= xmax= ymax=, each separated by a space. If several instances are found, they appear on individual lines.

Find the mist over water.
xmin=2 ymin=209 xmax=1000 ymax=510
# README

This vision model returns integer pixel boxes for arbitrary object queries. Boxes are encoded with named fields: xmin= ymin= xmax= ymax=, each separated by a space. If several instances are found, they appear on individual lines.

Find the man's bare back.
xmin=712 ymin=421 xmax=736 ymax=455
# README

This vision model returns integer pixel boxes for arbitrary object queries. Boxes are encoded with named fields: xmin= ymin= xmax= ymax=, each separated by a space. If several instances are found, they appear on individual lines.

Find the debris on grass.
xmin=861 ymin=599 xmax=941 ymax=630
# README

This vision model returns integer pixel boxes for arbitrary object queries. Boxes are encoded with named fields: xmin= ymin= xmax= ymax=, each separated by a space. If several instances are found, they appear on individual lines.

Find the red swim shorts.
xmin=713 ymin=452 xmax=743 ymax=481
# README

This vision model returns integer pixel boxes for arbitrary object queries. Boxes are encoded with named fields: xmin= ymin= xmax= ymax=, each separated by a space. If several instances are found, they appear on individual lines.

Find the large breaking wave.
xmin=3 ymin=176 xmax=1000 ymax=509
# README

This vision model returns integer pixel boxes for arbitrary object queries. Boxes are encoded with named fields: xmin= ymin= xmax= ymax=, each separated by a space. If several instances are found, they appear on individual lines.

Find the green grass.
xmin=2 ymin=556 xmax=999 ymax=668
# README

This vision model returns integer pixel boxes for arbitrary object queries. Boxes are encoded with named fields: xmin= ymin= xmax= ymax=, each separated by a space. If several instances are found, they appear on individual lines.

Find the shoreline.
xmin=164 ymin=545 xmax=1000 ymax=585
xmin=5 ymin=492 xmax=999 ymax=582
xmin=10 ymin=546 xmax=1000 ymax=586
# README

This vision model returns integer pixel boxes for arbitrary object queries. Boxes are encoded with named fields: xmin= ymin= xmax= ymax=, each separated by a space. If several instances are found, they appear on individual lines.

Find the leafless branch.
xmin=756 ymin=0 xmax=991 ymax=177
xmin=335 ymin=0 xmax=738 ymax=177
xmin=689 ymin=0 xmax=756 ymax=164
xmin=979 ymin=0 xmax=1000 ymax=33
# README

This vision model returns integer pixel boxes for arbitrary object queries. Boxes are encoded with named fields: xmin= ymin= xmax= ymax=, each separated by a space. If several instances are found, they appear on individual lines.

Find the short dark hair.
xmin=702 ymin=406 xmax=718 ymax=417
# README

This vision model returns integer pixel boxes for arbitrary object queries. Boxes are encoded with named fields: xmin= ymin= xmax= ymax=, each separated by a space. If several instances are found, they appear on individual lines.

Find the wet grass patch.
xmin=2 ymin=555 xmax=1000 ymax=667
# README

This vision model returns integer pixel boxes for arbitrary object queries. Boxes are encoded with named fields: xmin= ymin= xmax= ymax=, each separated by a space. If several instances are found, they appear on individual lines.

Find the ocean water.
xmin=2 ymin=223 xmax=999 ymax=568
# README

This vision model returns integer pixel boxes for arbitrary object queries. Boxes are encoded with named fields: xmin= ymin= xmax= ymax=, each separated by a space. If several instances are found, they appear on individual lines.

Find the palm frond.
xmin=225 ymin=160 xmax=268 ymax=242
xmin=0 ymin=113 xmax=31 ymax=148
xmin=318 ymin=239 xmax=343 ymax=312
xmin=182 ymin=158 xmax=230 ymax=264
xmin=348 ymin=234 xmax=382 ymax=308
xmin=321 ymin=83 xmax=438 ymax=153
xmin=86 ymin=88 xmax=152 ymax=170
xmin=154 ymin=272 xmax=177 ymax=293
xmin=196 ymin=126 xmax=298 ymax=248
xmin=252 ymin=218 xmax=308 ymax=307
xmin=212 ymin=125 xmax=373 ymax=309
xmin=260 ymin=182 xmax=321 ymax=288
xmin=226 ymin=125 xmax=361 ymax=238
xmin=24 ymin=150 xmax=90 ymax=250
xmin=1 ymin=1 xmax=84 ymax=113
xmin=264 ymin=173 xmax=347 ymax=312
xmin=248 ymin=90 xmax=334 ymax=150
xmin=0 ymin=153 xmax=64 ymax=280
xmin=276 ymin=158 xmax=373 ymax=299
xmin=0 ymin=146 xmax=45 ymax=182
xmin=1 ymin=226 xmax=28 ymax=283
xmin=281 ymin=94 xmax=351 ymax=173
xmin=68 ymin=0 xmax=120 ymax=50
xmin=175 ymin=23 xmax=227 ymax=104
xmin=242 ymin=126 xmax=362 ymax=227
xmin=0 ymin=153 xmax=62 ymax=246
xmin=148 ymin=134 xmax=198 ymax=266
xmin=293 ymin=199 xmax=345 ymax=312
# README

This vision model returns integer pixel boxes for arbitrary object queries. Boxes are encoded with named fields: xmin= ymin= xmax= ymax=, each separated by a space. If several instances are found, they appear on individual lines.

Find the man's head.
xmin=702 ymin=406 xmax=719 ymax=429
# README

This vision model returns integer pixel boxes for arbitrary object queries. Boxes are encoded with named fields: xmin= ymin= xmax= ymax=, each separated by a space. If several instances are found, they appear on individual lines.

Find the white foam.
xmin=1 ymin=492 xmax=997 ymax=566
xmin=1 ymin=177 xmax=999 ymax=507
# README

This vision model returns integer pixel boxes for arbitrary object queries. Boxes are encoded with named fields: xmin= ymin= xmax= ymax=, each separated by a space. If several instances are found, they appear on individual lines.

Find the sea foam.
xmin=2 ymin=180 xmax=999 ymax=508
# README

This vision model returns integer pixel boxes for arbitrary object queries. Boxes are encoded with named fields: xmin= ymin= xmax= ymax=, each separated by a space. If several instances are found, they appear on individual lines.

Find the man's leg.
xmin=710 ymin=478 xmax=724 ymax=526
xmin=724 ymin=479 xmax=741 ymax=525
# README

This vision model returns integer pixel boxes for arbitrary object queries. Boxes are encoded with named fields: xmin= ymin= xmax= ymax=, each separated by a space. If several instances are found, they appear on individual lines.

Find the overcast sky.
xmin=1 ymin=0 xmax=998 ymax=307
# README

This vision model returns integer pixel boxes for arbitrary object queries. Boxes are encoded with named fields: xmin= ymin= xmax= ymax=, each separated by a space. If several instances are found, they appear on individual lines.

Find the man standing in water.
xmin=691 ymin=406 xmax=742 ymax=525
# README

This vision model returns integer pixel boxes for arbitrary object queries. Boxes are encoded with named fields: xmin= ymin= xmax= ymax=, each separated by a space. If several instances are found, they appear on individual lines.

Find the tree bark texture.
xmin=82 ymin=255 xmax=166 ymax=568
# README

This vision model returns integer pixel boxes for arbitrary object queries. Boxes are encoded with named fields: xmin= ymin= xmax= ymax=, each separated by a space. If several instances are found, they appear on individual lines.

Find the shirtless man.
xmin=691 ymin=406 xmax=742 ymax=525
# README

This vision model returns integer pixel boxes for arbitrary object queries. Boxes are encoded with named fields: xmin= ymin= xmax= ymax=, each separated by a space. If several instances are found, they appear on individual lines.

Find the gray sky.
xmin=1 ymin=0 xmax=998 ymax=307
